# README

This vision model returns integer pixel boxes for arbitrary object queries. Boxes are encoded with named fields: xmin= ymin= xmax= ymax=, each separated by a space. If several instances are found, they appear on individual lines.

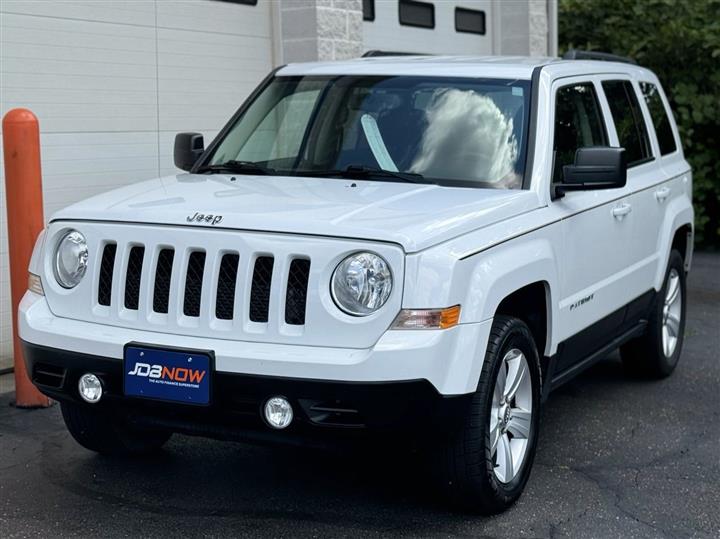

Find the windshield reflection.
xmin=410 ymin=89 xmax=521 ymax=188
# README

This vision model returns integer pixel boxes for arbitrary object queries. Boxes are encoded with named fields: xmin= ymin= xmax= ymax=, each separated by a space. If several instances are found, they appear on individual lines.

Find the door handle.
xmin=655 ymin=186 xmax=671 ymax=202
xmin=612 ymin=203 xmax=632 ymax=220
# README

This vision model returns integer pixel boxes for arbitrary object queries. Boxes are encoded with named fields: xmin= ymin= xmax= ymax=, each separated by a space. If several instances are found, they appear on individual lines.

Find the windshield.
xmin=206 ymin=75 xmax=531 ymax=189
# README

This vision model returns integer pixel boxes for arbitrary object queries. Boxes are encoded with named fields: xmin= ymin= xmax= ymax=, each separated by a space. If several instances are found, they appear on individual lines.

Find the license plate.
xmin=124 ymin=344 xmax=212 ymax=405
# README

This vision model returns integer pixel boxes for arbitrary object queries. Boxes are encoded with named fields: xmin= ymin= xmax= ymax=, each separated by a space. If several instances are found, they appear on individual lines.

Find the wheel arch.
xmin=462 ymin=237 xmax=559 ymax=357
xmin=655 ymin=196 xmax=694 ymax=290
xmin=495 ymin=281 xmax=551 ymax=359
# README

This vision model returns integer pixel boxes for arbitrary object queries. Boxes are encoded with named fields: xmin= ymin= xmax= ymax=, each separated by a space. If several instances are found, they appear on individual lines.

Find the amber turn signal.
xmin=391 ymin=305 xmax=461 ymax=330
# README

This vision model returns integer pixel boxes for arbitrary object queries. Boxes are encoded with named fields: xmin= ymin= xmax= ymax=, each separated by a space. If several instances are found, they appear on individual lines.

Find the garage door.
xmin=0 ymin=0 xmax=275 ymax=364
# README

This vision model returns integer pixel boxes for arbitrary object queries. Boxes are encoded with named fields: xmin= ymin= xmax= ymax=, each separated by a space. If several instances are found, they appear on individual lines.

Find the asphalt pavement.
xmin=1 ymin=253 xmax=718 ymax=538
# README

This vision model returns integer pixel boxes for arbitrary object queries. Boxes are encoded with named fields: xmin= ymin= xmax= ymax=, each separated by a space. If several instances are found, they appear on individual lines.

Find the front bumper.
xmin=23 ymin=340 xmax=473 ymax=444
xmin=19 ymin=292 xmax=493 ymax=395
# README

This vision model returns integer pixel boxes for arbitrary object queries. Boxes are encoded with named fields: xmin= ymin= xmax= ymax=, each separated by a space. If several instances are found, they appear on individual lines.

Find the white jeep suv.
xmin=20 ymin=54 xmax=693 ymax=513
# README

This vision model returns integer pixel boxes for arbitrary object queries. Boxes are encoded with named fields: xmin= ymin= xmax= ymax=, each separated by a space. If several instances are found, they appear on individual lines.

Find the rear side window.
xmin=552 ymin=82 xmax=608 ymax=183
xmin=640 ymin=82 xmax=677 ymax=155
xmin=602 ymin=80 xmax=653 ymax=166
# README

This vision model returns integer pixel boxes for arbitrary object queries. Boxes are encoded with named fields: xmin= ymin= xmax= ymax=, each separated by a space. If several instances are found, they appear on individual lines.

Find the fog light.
xmin=264 ymin=396 xmax=293 ymax=429
xmin=78 ymin=373 xmax=102 ymax=403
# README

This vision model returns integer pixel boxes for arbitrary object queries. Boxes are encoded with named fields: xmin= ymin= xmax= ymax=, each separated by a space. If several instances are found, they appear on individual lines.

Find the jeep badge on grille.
xmin=187 ymin=212 xmax=223 ymax=226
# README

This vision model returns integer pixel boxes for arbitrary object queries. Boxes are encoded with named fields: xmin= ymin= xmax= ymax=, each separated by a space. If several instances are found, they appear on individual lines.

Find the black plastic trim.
xmin=563 ymin=49 xmax=637 ymax=65
xmin=21 ymin=340 xmax=472 ymax=441
xmin=124 ymin=246 xmax=144 ymax=310
xmin=361 ymin=50 xmax=427 ymax=57
xmin=544 ymin=289 xmax=656 ymax=396
xmin=551 ymin=321 xmax=646 ymax=391
xmin=522 ymin=65 xmax=543 ymax=190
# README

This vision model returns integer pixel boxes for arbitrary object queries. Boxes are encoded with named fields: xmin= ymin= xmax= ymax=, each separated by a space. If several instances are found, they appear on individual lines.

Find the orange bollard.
xmin=2 ymin=109 xmax=51 ymax=408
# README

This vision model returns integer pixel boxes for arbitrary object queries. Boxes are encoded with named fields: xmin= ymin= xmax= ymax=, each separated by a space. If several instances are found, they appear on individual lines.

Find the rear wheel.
xmin=61 ymin=402 xmax=171 ymax=455
xmin=621 ymin=250 xmax=686 ymax=378
xmin=436 ymin=315 xmax=542 ymax=514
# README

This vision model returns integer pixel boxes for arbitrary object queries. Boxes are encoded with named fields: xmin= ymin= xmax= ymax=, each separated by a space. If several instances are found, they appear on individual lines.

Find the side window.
xmin=640 ymin=82 xmax=677 ymax=155
xmin=552 ymin=82 xmax=608 ymax=183
xmin=602 ymin=80 xmax=653 ymax=166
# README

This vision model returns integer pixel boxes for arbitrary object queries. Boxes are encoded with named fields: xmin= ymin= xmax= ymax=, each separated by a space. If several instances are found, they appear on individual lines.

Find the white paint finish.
xmin=401 ymin=213 xmax=561 ymax=355
xmin=363 ymin=0 xmax=494 ymax=55
xmin=20 ymin=292 xmax=494 ymax=395
xmin=0 ymin=0 xmax=274 ymax=362
xmin=50 ymin=174 xmax=541 ymax=253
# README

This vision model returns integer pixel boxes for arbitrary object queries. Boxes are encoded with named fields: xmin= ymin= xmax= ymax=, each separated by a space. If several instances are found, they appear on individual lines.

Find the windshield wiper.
xmin=196 ymin=160 xmax=276 ymax=175
xmin=299 ymin=165 xmax=431 ymax=184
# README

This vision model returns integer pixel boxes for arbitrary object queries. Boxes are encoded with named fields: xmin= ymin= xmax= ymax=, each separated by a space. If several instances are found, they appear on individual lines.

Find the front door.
xmin=550 ymin=78 xmax=637 ymax=370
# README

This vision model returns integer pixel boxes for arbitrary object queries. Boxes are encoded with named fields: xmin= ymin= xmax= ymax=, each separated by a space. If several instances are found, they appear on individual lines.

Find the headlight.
xmin=54 ymin=230 xmax=88 ymax=288
xmin=331 ymin=252 xmax=392 ymax=316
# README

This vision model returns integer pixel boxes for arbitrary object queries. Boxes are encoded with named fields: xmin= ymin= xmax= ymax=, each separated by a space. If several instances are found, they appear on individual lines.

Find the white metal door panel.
xmin=550 ymin=77 xmax=639 ymax=342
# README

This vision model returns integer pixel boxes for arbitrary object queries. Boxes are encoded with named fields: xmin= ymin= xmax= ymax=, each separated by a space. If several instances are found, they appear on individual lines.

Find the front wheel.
xmin=436 ymin=315 xmax=542 ymax=514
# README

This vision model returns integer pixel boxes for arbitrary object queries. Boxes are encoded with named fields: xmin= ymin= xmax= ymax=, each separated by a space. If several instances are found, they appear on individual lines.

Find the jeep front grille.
xmin=96 ymin=242 xmax=311 ymax=327
xmin=42 ymin=221 xmax=403 ymax=348
xmin=182 ymin=251 xmax=206 ymax=317
xmin=97 ymin=243 xmax=116 ymax=306
xmin=124 ymin=246 xmax=144 ymax=310
xmin=285 ymin=259 xmax=311 ymax=325
xmin=215 ymin=253 xmax=239 ymax=321
xmin=152 ymin=248 xmax=174 ymax=314
xmin=249 ymin=256 xmax=274 ymax=323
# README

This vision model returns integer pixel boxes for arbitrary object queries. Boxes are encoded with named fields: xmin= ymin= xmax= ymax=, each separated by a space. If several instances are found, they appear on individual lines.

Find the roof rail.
xmin=362 ymin=50 xmax=428 ymax=58
xmin=563 ymin=49 xmax=637 ymax=65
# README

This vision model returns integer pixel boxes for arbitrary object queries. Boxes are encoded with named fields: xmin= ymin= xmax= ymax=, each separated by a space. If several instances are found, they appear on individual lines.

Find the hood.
xmin=51 ymin=174 xmax=541 ymax=252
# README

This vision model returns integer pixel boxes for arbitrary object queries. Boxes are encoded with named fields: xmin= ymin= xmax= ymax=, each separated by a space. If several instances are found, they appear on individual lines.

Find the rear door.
xmin=599 ymin=78 xmax=660 ymax=299
xmin=636 ymin=80 xmax=685 ymax=279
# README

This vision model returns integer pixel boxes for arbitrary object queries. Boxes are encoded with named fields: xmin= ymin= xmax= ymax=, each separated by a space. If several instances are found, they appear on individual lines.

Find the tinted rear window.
xmin=602 ymin=80 xmax=653 ymax=167
xmin=640 ymin=82 xmax=677 ymax=156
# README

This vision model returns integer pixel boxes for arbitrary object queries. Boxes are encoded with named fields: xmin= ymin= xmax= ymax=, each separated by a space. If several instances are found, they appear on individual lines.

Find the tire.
xmin=435 ymin=315 xmax=542 ymax=514
xmin=61 ymin=402 xmax=171 ymax=456
xmin=621 ymin=250 xmax=687 ymax=379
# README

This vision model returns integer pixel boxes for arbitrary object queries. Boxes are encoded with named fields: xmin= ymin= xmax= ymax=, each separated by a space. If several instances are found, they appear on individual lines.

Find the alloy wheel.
xmin=490 ymin=348 xmax=533 ymax=483
xmin=662 ymin=268 xmax=682 ymax=358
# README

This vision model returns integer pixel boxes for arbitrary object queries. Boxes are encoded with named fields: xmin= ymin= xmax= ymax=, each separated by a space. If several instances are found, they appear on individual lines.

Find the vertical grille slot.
xmin=285 ymin=259 xmax=311 ymax=325
xmin=183 ymin=251 xmax=206 ymax=317
xmin=97 ymin=243 xmax=116 ymax=306
xmin=152 ymin=249 xmax=175 ymax=314
xmin=215 ymin=253 xmax=239 ymax=320
xmin=249 ymin=256 xmax=274 ymax=322
xmin=124 ymin=246 xmax=145 ymax=310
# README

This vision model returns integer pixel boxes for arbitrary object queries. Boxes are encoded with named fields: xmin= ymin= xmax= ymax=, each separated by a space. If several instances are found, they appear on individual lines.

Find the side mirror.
xmin=174 ymin=132 xmax=204 ymax=172
xmin=556 ymin=147 xmax=627 ymax=196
